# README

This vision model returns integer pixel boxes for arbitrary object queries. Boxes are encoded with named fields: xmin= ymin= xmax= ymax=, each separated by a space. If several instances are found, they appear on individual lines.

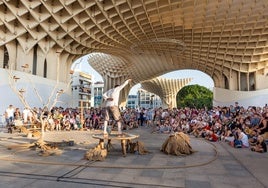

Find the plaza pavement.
xmin=0 ymin=126 xmax=267 ymax=188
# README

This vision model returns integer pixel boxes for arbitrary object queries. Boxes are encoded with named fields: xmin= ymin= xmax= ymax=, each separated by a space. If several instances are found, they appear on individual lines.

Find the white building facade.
xmin=126 ymin=95 xmax=138 ymax=109
xmin=137 ymin=89 xmax=162 ymax=109
xmin=71 ymin=70 xmax=94 ymax=109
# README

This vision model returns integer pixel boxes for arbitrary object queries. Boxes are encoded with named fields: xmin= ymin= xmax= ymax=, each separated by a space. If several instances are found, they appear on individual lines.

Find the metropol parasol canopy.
xmin=0 ymin=0 xmax=268 ymax=107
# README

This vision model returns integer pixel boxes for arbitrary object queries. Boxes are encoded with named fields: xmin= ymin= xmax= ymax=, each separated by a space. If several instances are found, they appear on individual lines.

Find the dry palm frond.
xmin=161 ymin=132 xmax=194 ymax=156
xmin=84 ymin=145 xmax=107 ymax=161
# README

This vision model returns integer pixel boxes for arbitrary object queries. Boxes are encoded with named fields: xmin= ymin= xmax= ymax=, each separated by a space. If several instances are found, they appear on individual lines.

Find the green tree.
xmin=177 ymin=84 xmax=213 ymax=109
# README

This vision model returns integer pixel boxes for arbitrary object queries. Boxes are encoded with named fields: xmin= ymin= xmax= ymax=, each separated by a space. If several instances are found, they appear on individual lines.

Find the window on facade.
xmin=3 ymin=46 xmax=9 ymax=68
xmin=43 ymin=59 xmax=47 ymax=78
xmin=32 ymin=45 xmax=37 ymax=75
xmin=240 ymin=72 xmax=247 ymax=91
xmin=249 ymin=72 xmax=255 ymax=91
xmin=224 ymin=74 xmax=229 ymax=89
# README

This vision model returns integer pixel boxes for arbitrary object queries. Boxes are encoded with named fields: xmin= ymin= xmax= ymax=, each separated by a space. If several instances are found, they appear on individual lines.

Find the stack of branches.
xmin=84 ymin=145 xmax=107 ymax=161
xmin=161 ymin=132 xmax=195 ymax=156
xmin=128 ymin=140 xmax=149 ymax=155
xmin=34 ymin=139 xmax=62 ymax=156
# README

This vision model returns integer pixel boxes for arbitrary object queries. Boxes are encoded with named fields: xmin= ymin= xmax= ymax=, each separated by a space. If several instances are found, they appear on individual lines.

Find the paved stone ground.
xmin=0 ymin=126 xmax=267 ymax=188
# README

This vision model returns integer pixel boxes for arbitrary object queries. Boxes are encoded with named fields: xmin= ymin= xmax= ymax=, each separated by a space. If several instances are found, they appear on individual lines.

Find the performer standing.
xmin=102 ymin=79 xmax=132 ymax=135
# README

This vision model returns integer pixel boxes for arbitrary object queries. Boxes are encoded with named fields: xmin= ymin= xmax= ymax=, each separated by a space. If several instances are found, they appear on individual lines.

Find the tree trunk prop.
xmin=7 ymin=138 xmax=62 ymax=157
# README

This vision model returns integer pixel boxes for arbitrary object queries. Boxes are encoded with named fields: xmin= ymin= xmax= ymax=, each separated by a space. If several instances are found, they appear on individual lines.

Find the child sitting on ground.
xmin=250 ymin=135 xmax=267 ymax=153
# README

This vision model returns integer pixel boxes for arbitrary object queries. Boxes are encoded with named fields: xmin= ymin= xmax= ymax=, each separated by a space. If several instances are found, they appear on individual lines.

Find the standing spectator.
xmin=75 ymin=113 xmax=81 ymax=129
xmin=5 ymin=104 xmax=14 ymax=126
xmin=53 ymin=109 xmax=63 ymax=131
xmin=22 ymin=107 xmax=30 ymax=124
xmin=139 ymin=108 xmax=145 ymax=126
xmin=123 ymin=109 xmax=131 ymax=128
xmin=146 ymin=108 xmax=154 ymax=127
xmin=69 ymin=115 xmax=76 ymax=130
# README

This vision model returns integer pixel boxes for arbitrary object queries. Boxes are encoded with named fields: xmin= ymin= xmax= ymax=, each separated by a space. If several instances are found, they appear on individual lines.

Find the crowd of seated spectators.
xmin=148 ymin=103 xmax=267 ymax=153
xmin=3 ymin=102 xmax=267 ymax=153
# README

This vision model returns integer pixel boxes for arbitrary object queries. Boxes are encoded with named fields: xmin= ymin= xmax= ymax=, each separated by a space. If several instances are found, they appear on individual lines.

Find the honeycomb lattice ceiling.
xmin=1 ymin=0 xmax=268 ymax=86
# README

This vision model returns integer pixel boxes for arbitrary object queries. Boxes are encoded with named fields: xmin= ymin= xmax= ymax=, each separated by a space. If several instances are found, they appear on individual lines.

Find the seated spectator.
xmin=63 ymin=119 xmax=71 ymax=131
xmin=151 ymin=124 xmax=160 ymax=134
xmin=205 ymin=130 xmax=219 ymax=142
xmin=223 ymin=127 xmax=235 ymax=143
xmin=250 ymin=135 xmax=267 ymax=153
xmin=247 ymin=129 xmax=258 ymax=146
xmin=159 ymin=123 xmax=171 ymax=134
xmin=250 ymin=113 xmax=261 ymax=128
xmin=181 ymin=119 xmax=190 ymax=133
xmin=255 ymin=115 xmax=267 ymax=135
xmin=83 ymin=117 xmax=90 ymax=129
xmin=234 ymin=127 xmax=249 ymax=148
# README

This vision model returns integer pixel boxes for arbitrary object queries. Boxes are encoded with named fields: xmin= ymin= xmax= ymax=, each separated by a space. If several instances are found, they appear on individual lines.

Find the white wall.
xmin=213 ymin=87 xmax=268 ymax=108
xmin=2 ymin=68 xmax=267 ymax=114
xmin=0 ymin=68 xmax=71 ymax=115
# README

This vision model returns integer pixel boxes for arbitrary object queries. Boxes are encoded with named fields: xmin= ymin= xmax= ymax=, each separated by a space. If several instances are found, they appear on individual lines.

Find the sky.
xmin=72 ymin=55 xmax=214 ymax=95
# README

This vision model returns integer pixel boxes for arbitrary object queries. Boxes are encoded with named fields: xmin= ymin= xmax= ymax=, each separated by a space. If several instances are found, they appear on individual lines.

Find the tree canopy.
xmin=177 ymin=84 xmax=213 ymax=109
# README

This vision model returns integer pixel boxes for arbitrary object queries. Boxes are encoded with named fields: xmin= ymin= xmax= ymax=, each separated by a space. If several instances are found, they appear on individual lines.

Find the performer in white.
xmin=102 ymin=79 xmax=132 ymax=135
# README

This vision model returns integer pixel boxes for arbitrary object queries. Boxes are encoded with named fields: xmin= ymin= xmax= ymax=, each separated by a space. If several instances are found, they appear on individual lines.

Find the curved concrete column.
xmin=141 ymin=77 xmax=192 ymax=109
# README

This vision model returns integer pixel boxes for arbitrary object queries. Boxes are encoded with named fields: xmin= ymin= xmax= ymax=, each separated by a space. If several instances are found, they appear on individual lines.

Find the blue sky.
xmin=73 ymin=56 xmax=214 ymax=94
